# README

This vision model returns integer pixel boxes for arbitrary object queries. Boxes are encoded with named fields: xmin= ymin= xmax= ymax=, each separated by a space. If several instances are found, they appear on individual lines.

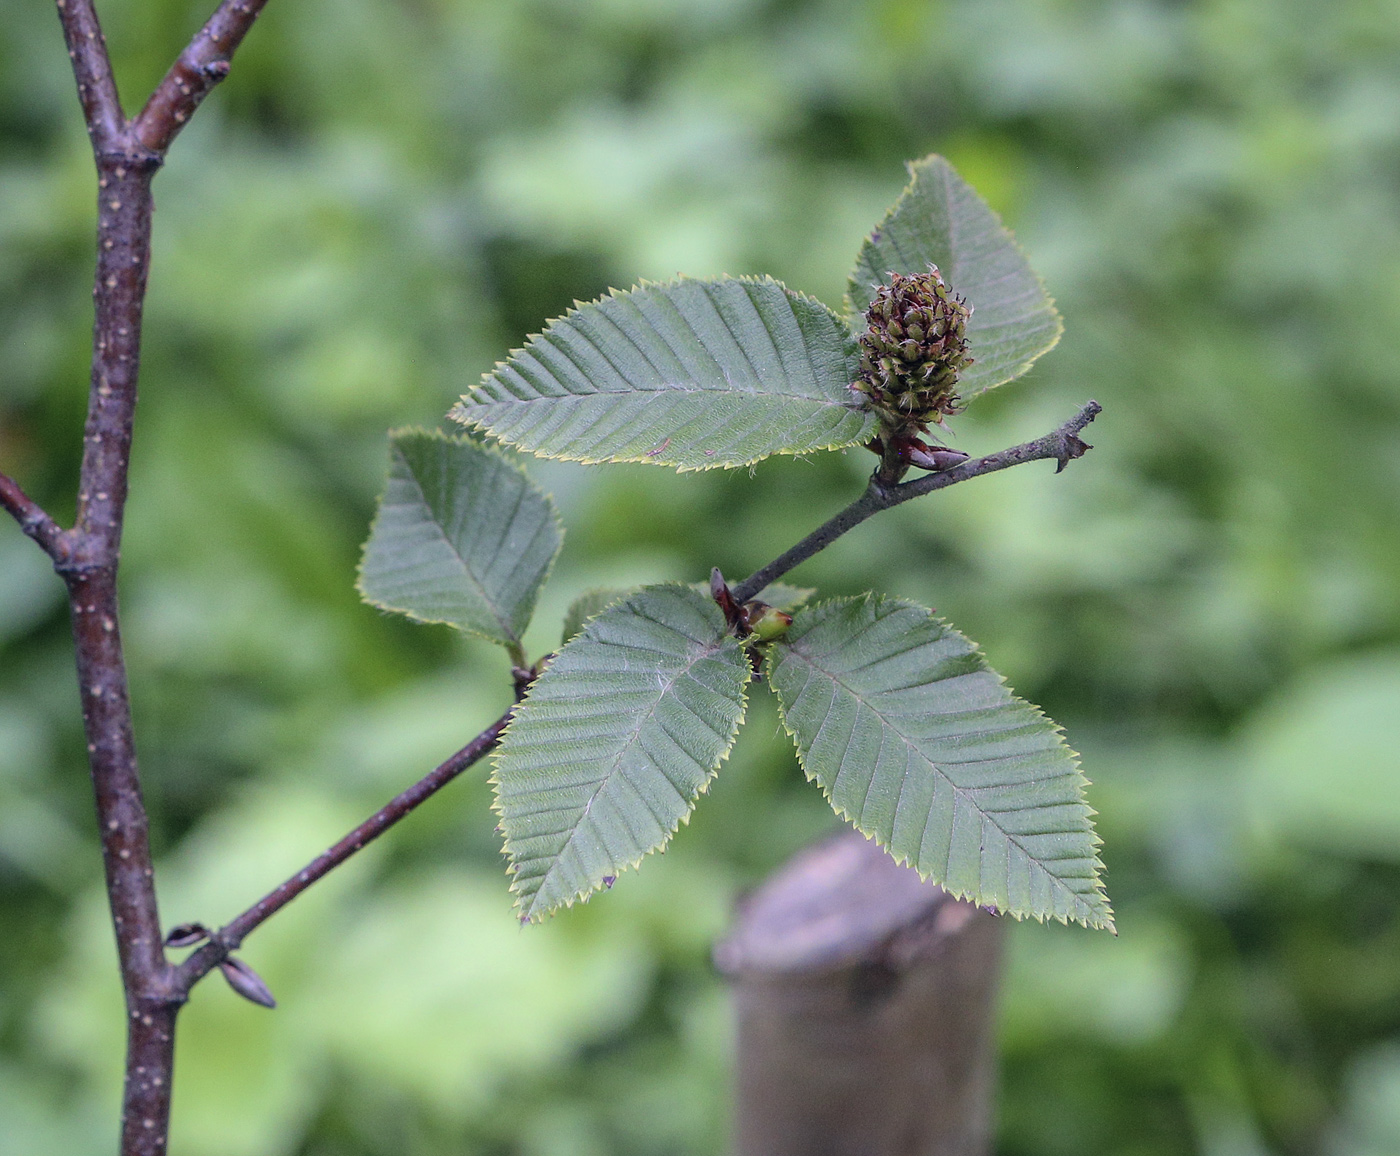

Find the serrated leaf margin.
xmin=355 ymin=426 xmax=563 ymax=652
xmin=766 ymin=593 xmax=1113 ymax=931
xmin=492 ymin=583 xmax=751 ymax=922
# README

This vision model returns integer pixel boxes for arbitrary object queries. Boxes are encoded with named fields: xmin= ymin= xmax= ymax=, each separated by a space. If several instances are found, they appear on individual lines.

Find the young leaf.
xmin=846 ymin=155 xmax=1062 ymax=397
xmin=684 ymin=580 xmax=814 ymax=611
xmin=450 ymin=276 xmax=875 ymax=471
xmin=750 ymin=583 xmax=816 ymax=612
xmin=561 ymin=587 xmax=633 ymax=642
xmin=358 ymin=429 xmax=561 ymax=653
xmin=766 ymin=595 xmax=1112 ymax=930
xmin=494 ymin=584 xmax=750 ymax=921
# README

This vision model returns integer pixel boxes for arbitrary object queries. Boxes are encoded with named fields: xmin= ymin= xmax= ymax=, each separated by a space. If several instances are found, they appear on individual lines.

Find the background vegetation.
xmin=2 ymin=0 xmax=1399 ymax=1152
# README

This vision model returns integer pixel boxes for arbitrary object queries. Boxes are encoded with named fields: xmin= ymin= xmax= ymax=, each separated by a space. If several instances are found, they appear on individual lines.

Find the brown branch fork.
xmin=0 ymin=2 xmax=1101 ymax=1152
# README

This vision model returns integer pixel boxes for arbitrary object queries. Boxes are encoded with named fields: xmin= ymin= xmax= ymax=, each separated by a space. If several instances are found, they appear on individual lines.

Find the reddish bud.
xmin=710 ymin=568 xmax=744 ymax=630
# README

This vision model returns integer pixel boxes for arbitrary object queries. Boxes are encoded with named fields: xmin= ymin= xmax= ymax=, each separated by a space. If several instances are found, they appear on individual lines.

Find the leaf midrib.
xmin=468 ymin=380 xmax=862 ymax=406
xmin=399 ymin=448 xmax=517 ymax=643
xmin=524 ymin=629 xmax=735 ymax=916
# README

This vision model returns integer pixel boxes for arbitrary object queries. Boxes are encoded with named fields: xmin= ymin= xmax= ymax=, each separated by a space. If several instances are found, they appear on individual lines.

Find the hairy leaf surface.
xmin=847 ymin=155 xmax=1062 ymax=397
xmin=451 ymin=276 xmax=875 ymax=470
xmin=495 ymin=584 xmax=750 ymax=921
xmin=358 ymin=429 xmax=561 ymax=650
xmin=766 ymin=595 xmax=1112 ymax=929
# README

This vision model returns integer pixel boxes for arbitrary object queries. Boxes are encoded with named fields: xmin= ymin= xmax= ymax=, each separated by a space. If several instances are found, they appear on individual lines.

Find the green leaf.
xmin=494 ymin=584 xmax=750 ymax=921
xmin=357 ymin=429 xmax=561 ymax=653
xmin=561 ymin=588 xmax=632 ymax=643
xmin=450 ymin=276 xmax=876 ymax=471
xmin=750 ymin=582 xmax=816 ymax=612
xmin=685 ymin=579 xmax=815 ymax=609
xmin=846 ymin=155 xmax=1062 ymax=397
xmin=766 ymin=595 xmax=1112 ymax=930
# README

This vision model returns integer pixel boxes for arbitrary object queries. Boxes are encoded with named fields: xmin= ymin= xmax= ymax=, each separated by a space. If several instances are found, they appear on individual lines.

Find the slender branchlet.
xmin=173 ymin=710 xmax=514 ymax=992
xmin=731 ymin=401 xmax=1101 ymax=603
xmin=0 ymin=472 xmax=68 ymax=559
xmin=134 ymin=0 xmax=270 ymax=154
xmin=52 ymin=0 xmax=124 ymax=149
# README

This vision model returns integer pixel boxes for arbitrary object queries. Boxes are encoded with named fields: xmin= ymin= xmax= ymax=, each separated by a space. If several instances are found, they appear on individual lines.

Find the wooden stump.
xmin=715 ymin=829 xmax=1004 ymax=1156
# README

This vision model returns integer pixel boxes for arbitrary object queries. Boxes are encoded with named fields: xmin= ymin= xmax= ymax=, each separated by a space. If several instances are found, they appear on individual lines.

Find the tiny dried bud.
xmin=164 ymin=922 xmax=210 ymax=949
xmin=742 ymin=601 xmax=793 ymax=642
xmin=853 ymin=267 xmax=973 ymax=436
xmin=906 ymin=443 xmax=971 ymax=472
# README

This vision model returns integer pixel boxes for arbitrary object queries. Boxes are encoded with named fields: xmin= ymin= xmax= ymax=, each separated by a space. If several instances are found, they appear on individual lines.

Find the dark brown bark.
xmin=0 ymin=8 xmax=525 ymax=1145
xmin=66 ymin=136 xmax=174 ymax=1156
xmin=0 ymin=473 xmax=66 ymax=557
xmin=0 ymin=3 xmax=273 ymax=1152
xmin=53 ymin=0 xmax=125 ymax=148
xmin=716 ymin=830 xmax=1004 ymax=1156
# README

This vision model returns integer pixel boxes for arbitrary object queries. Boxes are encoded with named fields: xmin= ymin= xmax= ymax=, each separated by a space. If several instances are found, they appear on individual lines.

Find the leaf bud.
xmin=164 ymin=922 xmax=211 ymax=949
xmin=219 ymin=956 xmax=277 ymax=1009
xmin=710 ymin=567 xmax=744 ymax=631
xmin=741 ymin=601 xmax=793 ymax=642
xmin=906 ymin=442 xmax=971 ymax=472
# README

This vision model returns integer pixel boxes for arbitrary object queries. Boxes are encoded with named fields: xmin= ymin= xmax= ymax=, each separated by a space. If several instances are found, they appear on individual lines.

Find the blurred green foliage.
xmin=3 ymin=0 xmax=1400 ymax=1153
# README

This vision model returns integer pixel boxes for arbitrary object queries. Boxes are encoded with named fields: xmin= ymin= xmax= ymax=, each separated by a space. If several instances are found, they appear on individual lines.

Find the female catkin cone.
xmin=853 ymin=267 xmax=973 ymax=434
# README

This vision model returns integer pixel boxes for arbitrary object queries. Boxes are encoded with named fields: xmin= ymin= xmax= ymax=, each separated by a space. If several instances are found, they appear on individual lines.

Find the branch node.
xmin=0 ymin=472 xmax=69 ymax=561
xmin=1052 ymin=399 xmax=1102 ymax=472
xmin=96 ymin=145 xmax=164 ymax=173
xmin=865 ymin=477 xmax=889 ymax=502
xmin=52 ymin=556 xmax=112 ymax=578
xmin=1054 ymin=434 xmax=1093 ymax=473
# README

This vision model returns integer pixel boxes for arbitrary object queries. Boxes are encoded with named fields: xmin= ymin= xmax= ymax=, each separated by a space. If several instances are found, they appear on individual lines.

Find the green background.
xmin=3 ymin=0 xmax=1400 ymax=1152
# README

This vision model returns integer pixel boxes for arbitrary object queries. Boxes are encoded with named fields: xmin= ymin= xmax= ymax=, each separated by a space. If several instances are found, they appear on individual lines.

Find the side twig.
xmin=134 ymin=0 xmax=270 ymax=153
xmin=0 ymin=472 xmax=68 ymax=559
xmin=732 ymin=401 xmax=1101 ymax=604
xmin=174 ymin=709 xmax=514 ymax=992
xmin=53 ymin=0 xmax=124 ymax=149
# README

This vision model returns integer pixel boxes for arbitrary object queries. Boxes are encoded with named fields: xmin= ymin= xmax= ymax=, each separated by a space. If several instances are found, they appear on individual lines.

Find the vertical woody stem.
xmin=67 ymin=129 xmax=176 ymax=1156
xmin=29 ymin=0 xmax=274 ymax=1150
